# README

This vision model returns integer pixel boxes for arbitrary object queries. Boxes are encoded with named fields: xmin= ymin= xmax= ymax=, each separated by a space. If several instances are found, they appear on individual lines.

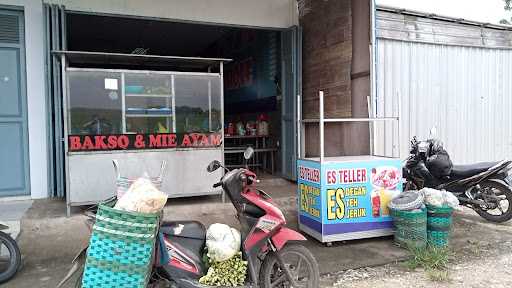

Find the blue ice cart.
xmin=297 ymin=91 xmax=401 ymax=243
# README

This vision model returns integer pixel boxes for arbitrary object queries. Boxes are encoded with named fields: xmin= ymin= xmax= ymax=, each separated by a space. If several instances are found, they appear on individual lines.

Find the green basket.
xmin=426 ymin=205 xmax=453 ymax=248
xmin=82 ymin=202 xmax=160 ymax=288
xmin=390 ymin=207 xmax=427 ymax=249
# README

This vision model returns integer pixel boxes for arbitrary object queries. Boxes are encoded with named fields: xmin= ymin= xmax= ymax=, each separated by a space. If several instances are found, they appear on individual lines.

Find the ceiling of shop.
xmin=67 ymin=13 xmax=239 ymax=57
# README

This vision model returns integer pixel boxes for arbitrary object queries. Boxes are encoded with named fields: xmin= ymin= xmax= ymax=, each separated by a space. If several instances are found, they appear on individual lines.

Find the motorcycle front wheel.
xmin=259 ymin=244 xmax=319 ymax=288
xmin=474 ymin=180 xmax=512 ymax=223
xmin=0 ymin=231 xmax=21 ymax=284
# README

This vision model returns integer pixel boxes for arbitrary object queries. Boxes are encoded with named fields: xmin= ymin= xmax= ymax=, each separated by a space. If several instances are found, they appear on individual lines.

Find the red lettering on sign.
xmin=118 ymin=136 xmax=129 ymax=149
xmin=200 ymin=134 xmax=209 ymax=146
xmin=82 ymin=137 xmax=94 ymax=150
xmin=94 ymin=136 xmax=108 ymax=150
xmin=298 ymin=166 xmax=320 ymax=183
xmin=149 ymin=135 xmax=162 ymax=147
xmin=181 ymin=134 xmax=191 ymax=146
xmin=107 ymin=136 xmax=118 ymax=149
xmin=190 ymin=134 xmax=201 ymax=145
xmin=225 ymin=58 xmax=254 ymax=90
xmin=210 ymin=134 xmax=221 ymax=146
xmin=134 ymin=134 xmax=145 ymax=148
xmin=69 ymin=136 xmax=81 ymax=151
xmin=326 ymin=170 xmax=336 ymax=184
xmin=338 ymin=168 xmax=367 ymax=184
xmin=168 ymin=134 xmax=177 ymax=147
xmin=68 ymin=133 xmax=222 ymax=151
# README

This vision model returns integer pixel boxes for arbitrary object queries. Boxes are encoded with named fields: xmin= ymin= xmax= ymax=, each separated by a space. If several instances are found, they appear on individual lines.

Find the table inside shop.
xmin=224 ymin=135 xmax=277 ymax=174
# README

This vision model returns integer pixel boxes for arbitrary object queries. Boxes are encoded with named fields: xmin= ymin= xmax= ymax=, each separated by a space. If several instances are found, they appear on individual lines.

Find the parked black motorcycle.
xmin=403 ymin=133 xmax=512 ymax=223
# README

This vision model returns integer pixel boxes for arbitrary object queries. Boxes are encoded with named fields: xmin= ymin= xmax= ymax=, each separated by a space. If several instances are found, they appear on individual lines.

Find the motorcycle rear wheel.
xmin=259 ymin=244 xmax=319 ymax=288
xmin=0 ymin=231 xmax=21 ymax=284
xmin=474 ymin=180 xmax=512 ymax=223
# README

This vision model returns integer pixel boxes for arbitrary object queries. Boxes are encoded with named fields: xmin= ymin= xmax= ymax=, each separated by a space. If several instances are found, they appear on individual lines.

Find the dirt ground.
xmin=320 ymin=208 xmax=512 ymax=288
xmin=3 ymin=195 xmax=512 ymax=288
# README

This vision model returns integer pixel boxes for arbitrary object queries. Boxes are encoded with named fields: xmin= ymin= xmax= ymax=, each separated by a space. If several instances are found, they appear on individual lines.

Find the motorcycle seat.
xmin=450 ymin=162 xmax=498 ymax=178
xmin=160 ymin=221 xmax=206 ymax=240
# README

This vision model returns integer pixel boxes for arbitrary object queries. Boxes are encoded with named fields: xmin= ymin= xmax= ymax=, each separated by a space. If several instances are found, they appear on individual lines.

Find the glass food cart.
xmin=57 ymin=52 xmax=230 ymax=215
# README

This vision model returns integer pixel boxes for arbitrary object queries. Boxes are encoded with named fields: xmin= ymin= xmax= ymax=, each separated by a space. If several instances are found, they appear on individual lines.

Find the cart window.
xmin=67 ymin=71 xmax=123 ymax=135
xmin=66 ymin=71 xmax=222 ymax=137
xmin=124 ymin=73 xmax=173 ymax=134
xmin=174 ymin=75 xmax=222 ymax=134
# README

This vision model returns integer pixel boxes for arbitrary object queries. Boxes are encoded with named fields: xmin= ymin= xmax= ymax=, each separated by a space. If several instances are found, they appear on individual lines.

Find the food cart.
xmin=56 ymin=51 xmax=230 ymax=215
xmin=297 ymin=91 xmax=402 ymax=244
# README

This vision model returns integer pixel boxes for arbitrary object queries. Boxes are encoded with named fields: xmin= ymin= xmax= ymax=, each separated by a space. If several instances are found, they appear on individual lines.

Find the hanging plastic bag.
xmin=114 ymin=176 xmax=168 ymax=213
xmin=206 ymin=223 xmax=241 ymax=262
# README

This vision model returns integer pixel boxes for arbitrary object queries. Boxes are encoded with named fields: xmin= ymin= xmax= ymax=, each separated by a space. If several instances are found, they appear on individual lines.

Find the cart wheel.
xmin=325 ymin=242 xmax=332 ymax=247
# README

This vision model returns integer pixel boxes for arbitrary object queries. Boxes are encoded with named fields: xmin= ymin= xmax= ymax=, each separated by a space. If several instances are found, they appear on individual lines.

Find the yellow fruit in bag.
xmin=114 ymin=176 xmax=168 ymax=213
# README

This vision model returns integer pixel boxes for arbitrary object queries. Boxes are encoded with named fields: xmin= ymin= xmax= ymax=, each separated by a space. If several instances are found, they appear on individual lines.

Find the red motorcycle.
xmin=59 ymin=148 xmax=319 ymax=288
xmin=156 ymin=147 xmax=319 ymax=287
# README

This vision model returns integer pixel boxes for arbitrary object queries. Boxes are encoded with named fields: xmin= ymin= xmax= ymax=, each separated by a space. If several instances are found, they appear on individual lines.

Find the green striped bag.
xmin=81 ymin=202 xmax=159 ymax=288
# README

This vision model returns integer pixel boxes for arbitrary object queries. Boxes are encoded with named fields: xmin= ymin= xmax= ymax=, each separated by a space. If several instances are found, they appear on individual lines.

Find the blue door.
xmin=0 ymin=10 xmax=29 ymax=197
xmin=281 ymin=26 xmax=302 ymax=180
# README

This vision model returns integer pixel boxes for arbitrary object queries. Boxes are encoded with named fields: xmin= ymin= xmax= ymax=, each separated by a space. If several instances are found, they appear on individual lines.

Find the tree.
xmin=500 ymin=0 xmax=512 ymax=24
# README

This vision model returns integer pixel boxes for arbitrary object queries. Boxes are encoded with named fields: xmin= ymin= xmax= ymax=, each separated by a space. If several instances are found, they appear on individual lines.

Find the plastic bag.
xmin=421 ymin=188 xmax=461 ymax=210
xmin=114 ymin=176 xmax=168 ymax=213
xmin=206 ymin=223 xmax=241 ymax=262
xmin=388 ymin=190 xmax=425 ymax=211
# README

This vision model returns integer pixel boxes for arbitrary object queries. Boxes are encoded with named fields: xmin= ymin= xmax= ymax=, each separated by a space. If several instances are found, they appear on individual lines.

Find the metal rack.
xmin=298 ymin=90 xmax=401 ymax=162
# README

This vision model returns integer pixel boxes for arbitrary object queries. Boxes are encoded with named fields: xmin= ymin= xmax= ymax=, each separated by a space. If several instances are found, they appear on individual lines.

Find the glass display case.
xmin=66 ymin=70 xmax=222 ymax=138
xmin=59 ymin=52 xmax=229 ymax=216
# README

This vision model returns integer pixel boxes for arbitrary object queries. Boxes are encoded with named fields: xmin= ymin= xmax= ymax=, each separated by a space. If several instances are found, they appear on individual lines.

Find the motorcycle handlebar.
xmin=213 ymin=182 xmax=222 ymax=188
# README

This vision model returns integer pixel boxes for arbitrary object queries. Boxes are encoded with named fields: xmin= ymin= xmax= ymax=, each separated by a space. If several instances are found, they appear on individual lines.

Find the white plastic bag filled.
xmin=422 ymin=188 xmax=445 ymax=207
xmin=206 ymin=223 xmax=241 ymax=262
xmin=420 ymin=188 xmax=461 ymax=210
xmin=114 ymin=175 xmax=168 ymax=213
xmin=444 ymin=192 xmax=461 ymax=211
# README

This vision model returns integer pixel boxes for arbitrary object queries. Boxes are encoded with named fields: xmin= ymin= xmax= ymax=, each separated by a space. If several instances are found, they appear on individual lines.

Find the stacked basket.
xmin=390 ymin=207 xmax=427 ymax=249
xmin=81 ymin=201 xmax=159 ymax=288
xmin=390 ymin=189 xmax=456 ymax=249
xmin=426 ymin=205 xmax=453 ymax=247
xmin=389 ymin=191 xmax=428 ymax=249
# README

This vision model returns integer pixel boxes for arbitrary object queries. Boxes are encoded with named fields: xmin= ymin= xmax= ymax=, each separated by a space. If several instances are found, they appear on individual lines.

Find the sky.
xmin=377 ymin=0 xmax=511 ymax=25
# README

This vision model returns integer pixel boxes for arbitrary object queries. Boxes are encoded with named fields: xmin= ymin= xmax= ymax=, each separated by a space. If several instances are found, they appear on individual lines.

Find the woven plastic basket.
xmin=81 ymin=202 xmax=159 ymax=288
xmin=426 ymin=205 xmax=453 ymax=248
xmin=390 ymin=207 xmax=427 ymax=249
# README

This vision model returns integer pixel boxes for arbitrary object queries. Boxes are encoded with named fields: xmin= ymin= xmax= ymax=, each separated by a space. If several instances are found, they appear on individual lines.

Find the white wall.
xmin=375 ymin=39 xmax=512 ymax=164
xmin=45 ymin=0 xmax=298 ymax=28
xmin=0 ymin=0 xmax=48 ymax=198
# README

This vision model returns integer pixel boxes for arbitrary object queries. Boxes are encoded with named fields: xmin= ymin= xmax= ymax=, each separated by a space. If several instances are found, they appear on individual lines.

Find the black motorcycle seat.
xmin=160 ymin=221 xmax=206 ymax=240
xmin=450 ymin=162 xmax=498 ymax=178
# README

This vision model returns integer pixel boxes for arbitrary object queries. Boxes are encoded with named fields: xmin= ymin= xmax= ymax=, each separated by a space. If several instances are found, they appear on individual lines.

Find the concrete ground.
xmin=2 ymin=180 xmax=512 ymax=287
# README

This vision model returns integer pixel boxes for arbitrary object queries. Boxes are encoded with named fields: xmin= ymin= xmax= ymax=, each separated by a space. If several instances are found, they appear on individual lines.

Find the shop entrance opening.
xmin=66 ymin=13 xmax=300 ymax=181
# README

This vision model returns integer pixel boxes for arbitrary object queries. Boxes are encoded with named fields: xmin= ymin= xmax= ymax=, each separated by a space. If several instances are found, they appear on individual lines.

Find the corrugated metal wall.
xmin=374 ymin=39 xmax=512 ymax=164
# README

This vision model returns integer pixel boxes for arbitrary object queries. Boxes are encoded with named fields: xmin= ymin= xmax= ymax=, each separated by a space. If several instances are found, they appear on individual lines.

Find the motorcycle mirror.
xmin=244 ymin=147 xmax=254 ymax=160
xmin=207 ymin=160 xmax=222 ymax=173
xmin=429 ymin=126 xmax=438 ymax=138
